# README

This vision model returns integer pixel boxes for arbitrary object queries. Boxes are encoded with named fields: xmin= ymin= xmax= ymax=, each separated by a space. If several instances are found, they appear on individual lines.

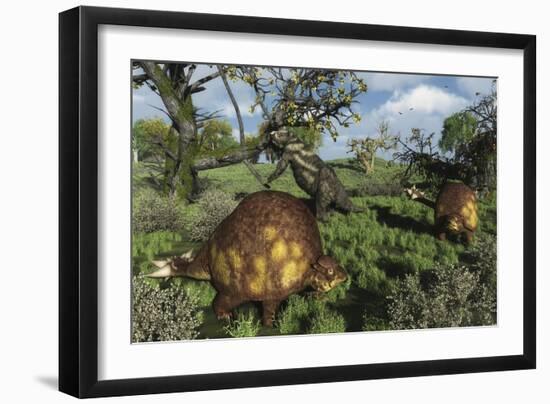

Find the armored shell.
xmin=207 ymin=191 xmax=323 ymax=301
xmin=435 ymin=182 xmax=478 ymax=232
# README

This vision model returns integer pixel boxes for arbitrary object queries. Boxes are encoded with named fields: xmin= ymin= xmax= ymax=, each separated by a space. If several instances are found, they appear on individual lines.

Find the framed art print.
xmin=59 ymin=6 xmax=536 ymax=398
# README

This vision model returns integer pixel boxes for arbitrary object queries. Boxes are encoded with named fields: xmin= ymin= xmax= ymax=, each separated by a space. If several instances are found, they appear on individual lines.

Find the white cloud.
xmin=378 ymin=85 xmax=469 ymax=116
xmin=193 ymin=73 xmax=262 ymax=119
xmin=344 ymin=84 xmax=470 ymax=156
xmin=360 ymin=72 xmax=428 ymax=92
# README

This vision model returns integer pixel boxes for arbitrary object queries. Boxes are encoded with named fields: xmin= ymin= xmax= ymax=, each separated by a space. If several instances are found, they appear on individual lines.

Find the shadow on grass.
xmin=370 ymin=204 xmax=433 ymax=236
xmin=376 ymin=256 xmax=417 ymax=278
xmin=333 ymin=287 xmax=388 ymax=332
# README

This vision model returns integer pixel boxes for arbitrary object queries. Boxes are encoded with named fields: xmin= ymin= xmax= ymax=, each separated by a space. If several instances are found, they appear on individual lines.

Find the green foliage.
xmin=187 ymin=189 xmax=238 ymax=241
xmin=170 ymin=277 xmax=217 ymax=307
xmin=132 ymin=117 xmax=171 ymax=162
xmin=288 ymin=126 xmax=323 ymax=151
xmin=362 ymin=314 xmax=391 ymax=331
xmin=198 ymin=119 xmax=238 ymax=152
xmin=132 ymin=231 xmax=183 ymax=265
xmin=229 ymin=66 xmax=367 ymax=140
xmin=276 ymin=295 xmax=346 ymax=335
xmin=308 ymin=308 xmax=347 ymax=334
xmin=276 ymin=295 xmax=311 ymax=334
xmin=439 ymin=111 xmax=477 ymax=153
xmin=132 ymin=189 xmax=184 ymax=233
xmin=223 ymin=308 xmax=262 ymax=338
xmin=132 ymin=157 xmax=497 ymax=338
xmin=347 ymin=121 xmax=397 ymax=174
xmin=385 ymin=235 xmax=497 ymax=329
xmin=132 ymin=275 xmax=203 ymax=342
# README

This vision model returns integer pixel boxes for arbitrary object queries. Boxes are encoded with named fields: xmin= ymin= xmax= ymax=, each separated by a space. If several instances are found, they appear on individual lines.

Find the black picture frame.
xmin=59 ymin=5 xmax=536 ymax=398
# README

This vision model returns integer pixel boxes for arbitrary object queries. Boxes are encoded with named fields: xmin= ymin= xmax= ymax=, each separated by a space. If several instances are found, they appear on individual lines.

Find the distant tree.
xmin=132 ymin=118 xmax=171 ymax=163
xmin=347 ymin=121 xmax=397 ymax=174
xmin=197 ymin=120 xmax=238 ymax=153
xmin=394 ymin=128 xmax=470 ymax=189
xmin=439 ymin=111 xmax=477 ymax=154
xmin=395 ymin=82 xmax=497 ymax=193
xmin=459 ymin=83 xmax=497 ymax=191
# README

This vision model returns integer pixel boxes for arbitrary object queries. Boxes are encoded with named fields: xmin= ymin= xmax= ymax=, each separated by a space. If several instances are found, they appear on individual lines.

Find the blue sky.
xmin=132 ymin=65 xmax=494 ymax=160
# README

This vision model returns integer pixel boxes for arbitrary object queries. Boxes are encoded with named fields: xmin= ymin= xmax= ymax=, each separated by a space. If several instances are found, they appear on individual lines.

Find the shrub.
xmin=308 ymin=308 xmax=347 ymax=334
xmin=276 ymin=295 xmax=347 ymax=335
xmin=132 ymin=231 xmax=182 ymax=264
xmin=132 ymin=276 xmax=203 ymax=342
xmin=170 ymin=277 xmax=217 ymax=307
xmin=361 ymin=314 xmax=390 ymax=331
xmin=187 ymin=189 xmax=238 ymax=241
xmin=133 ymin=189 xmax=184 ymax=233
xmin=276 ymin=295 xmax=311 ymax=334
xmin=386 ymin=245 xmax=496 ymax=330
xmin=223 ymin=309 xmax=262 ymax=338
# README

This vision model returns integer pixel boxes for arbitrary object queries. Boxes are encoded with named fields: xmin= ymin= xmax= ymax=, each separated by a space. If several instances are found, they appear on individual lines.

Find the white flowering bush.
xmin=133 ymin=189 xmax=184 ymax=233
xmin=132 ymin=276 xmax=203 ymax=342
xmin=385 ymin=235 xmax=497 ymax=329
xmin=187 ymin=189 xmax=238 ymax=241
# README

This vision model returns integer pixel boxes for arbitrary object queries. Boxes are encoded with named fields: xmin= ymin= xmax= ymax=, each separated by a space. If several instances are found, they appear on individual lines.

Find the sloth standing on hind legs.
xmin=404 ymin=181 xmax=479 ymax=244
xmin=264 ymin=126 xmax=364 ymax=221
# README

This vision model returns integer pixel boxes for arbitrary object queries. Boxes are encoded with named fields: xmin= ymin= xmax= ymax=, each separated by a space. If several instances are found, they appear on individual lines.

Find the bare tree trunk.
xmin=217 ymin=66 xmax=245 ymax=145
xmin=217 ymin=65 xmax=269 ymax=188
xmin=140 ymin=62 xmax=199 ymax=199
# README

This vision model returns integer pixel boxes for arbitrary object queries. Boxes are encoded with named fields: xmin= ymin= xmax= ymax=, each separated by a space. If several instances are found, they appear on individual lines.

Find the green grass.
xmin=132 ymin=158 xmax=497 ymax=338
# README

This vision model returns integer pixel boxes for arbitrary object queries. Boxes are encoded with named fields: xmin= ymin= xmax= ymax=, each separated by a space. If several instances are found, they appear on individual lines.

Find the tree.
xmin=197 ymin=120 xmax=237 ymax=153
xmin=133 ymin=62 xmax=267 ymax=199
xmin=347 ymin=121 xmax=397 ymax=174
xmin=458 ymin=83 xmax=497 ymax=191
xmin=288 ymin=126 xmax=323 ymax=151
xmin=132 ymin=118 xmax=171 ymax=163
xmin=394 ymin=128 xmax=470 ymax=189
xmin=439 ymin=111 xmax=477 ymax=154
xmin=395 ymin=82 xmax=497 ymax=193
xmin=226 ymin=66 xmax=367 ymax=139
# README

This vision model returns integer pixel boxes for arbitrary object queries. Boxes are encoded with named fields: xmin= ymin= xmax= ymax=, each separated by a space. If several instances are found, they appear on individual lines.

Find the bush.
xmin=132 ymin=231 xmax=182 ymax=264
xmin=361 ymin=314 xmax=390 ymax=332
xmin=308 ymin=309 xmax=347 ymax=334
xmin=187 ymin=189 xmax=238 ymax=241
xmin=223 ymin=309 xmax=262 ymax=338
xmin=133 ymin=189 xmax=184 ymax=233
xmin=276 ymin=295 xmax=311 ymax=334
xmin=385 ymin=234 xmax=497 ymax=330
xmin=276 ymin=295 xmax=347 ymax=335
xmin=132 ymin=276 xmax=203 ymax=342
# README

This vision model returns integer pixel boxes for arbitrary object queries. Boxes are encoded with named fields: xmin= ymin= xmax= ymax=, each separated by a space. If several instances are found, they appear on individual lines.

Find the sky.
xmin=132 ymin=65 xmax=495 ymax=161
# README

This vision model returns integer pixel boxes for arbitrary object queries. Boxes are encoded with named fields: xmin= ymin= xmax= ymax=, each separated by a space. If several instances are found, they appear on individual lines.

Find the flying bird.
xmin=398 ymin=112 xmax=403 ymax=115
xmin=475 ymin=92 xmax=481 ymax=96
xmin=409 ymin=107 xmax=414 ymax=111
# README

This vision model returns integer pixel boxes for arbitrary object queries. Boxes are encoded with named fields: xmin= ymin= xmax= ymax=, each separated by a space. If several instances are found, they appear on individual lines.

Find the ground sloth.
xmin=148 ymin=191 xmax=347 ymax=326
xmin=265 ymin=129 xmax=363 ymax=220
